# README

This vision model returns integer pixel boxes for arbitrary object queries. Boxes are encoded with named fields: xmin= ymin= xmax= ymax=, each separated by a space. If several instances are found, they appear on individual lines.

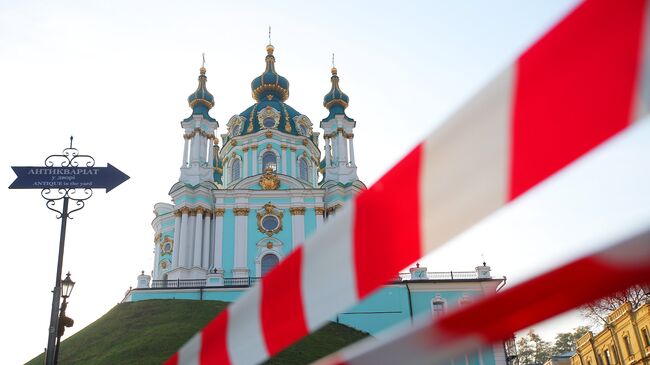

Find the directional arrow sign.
xmin=9 ymin=163 xmax=130 ymax=192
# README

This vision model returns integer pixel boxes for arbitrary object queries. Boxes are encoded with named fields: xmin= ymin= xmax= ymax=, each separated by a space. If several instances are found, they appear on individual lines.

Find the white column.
xmin=311 ymin=161 xmax=317 ymax=187
xmin=325 ymin=138 xmax=331 ymax=167
xmin=243 ymin=148 xmax=249 ymax=178
xmin=178 ymin=209 xmax=190 ymax=269
xmin=290 ymin=208 xmax=306 ymax=247
xmin=193 ymin=209 xmax=204 ymax=267
xmin=332 ymin=134 xmax=338 ymax=163
xmin=207 ymin=137 xmax=214 ymax=165
xmin=290 ymin=148 xmax=297 ymax=177
xmin=223 ymin=159 xmax=229 ymax=188
xmin=338 ymin=130 xmax=348 ymax=164
xmin=153 ymin=239 xmax=161 ymax=279
xmin=202 ymin=212 xmax=211 ymax=269
xmin=252 ymin=146 xmax=258 ymax=175
xmin=233 ymin=208 xmax=249 ymax=277
xmin=348 ymin=136 xmax=356 ymax=166
xmin=213 ymin=209 xmax=224 ymax=269
xmin=182 ymin=137 xmax=189 ymax=167
xmin=189 ymin=136 xmax=196 ymax=163
xmin=281 ymin=145 xmax=287 ymax=174
xmin=187 ymin=213 xmax=196 ymax=267
xmin=172 ymin=212 xmax=182 ymax=269
xmin=315 ymin=208 xmax=324 ymax=229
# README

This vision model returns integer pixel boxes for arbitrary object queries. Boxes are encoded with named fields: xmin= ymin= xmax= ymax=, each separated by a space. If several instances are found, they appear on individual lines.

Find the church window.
xmin=432 ymin=300 xmax=445 ymax=319
xmin=231 ymin=124 xmax=241 ymax=137
xmin=232 ymin=159 xmax=241 ymax=181
xmin=261 ymin=215 xmax=280 ymax=231
xmin=263 ymin=117 xmax=275 ymax=128
xmin=603 ymin=349 xmax=611 ymax=365
xmin=261 ymin=254 xmax=279 ymax=276
xmin=299 ymin=158 xmax=309 ymax=181
xmin=298 ymin=124 xmax=307 ymax=136
xmin=262 ymin=151 xmax=277 ymax=171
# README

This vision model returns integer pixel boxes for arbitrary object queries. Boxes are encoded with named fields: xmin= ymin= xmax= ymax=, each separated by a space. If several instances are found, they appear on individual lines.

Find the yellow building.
xmin=571 ymin=303 xmax=650 ymax=365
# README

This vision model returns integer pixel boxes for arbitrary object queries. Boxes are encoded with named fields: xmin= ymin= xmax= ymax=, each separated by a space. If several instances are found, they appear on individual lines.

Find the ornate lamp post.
xmin=54 ymin=272 xmax=75 ymax=364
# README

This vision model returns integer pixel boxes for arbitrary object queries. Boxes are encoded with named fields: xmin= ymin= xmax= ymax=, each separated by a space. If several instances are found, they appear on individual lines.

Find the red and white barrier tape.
xmin=166 ymin=1 xmax=650 ymax=364
xmin=311 ymin=227 xmax=650 ymax=365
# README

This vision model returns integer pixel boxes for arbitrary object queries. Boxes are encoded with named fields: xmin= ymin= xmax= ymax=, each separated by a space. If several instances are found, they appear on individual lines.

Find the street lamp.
xmin=54 ymin=272 xmax=75 ymax=364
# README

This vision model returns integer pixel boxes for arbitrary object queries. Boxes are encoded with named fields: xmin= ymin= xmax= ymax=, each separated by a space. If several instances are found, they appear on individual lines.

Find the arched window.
xmin=232 ymin=159 xmax=241 ymax=181
xmin=431 ymin=300 xmax=445 ymax=319
xmin=231 ymin=124 xmax=241 ymax=137
xmin=298 ymin=158 xmax=309 ymax=181
xmin=262 ymin=151 xmax=277 ymax=172
xmin=261 ymin=254 xmax=279 ymax=276
xmin=263 ymin=117 xmax=275 ymax=128
xmin=298 ymin=124 xmax=307 ymax=136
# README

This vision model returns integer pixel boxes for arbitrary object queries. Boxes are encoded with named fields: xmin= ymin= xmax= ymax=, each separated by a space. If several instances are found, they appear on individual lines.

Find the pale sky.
xmin=3 ymin=1 xmax=650 ymax=364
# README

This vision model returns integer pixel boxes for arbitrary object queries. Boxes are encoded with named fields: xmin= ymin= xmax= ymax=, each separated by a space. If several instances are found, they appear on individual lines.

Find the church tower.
xmin=320 ymin=65 xmax=365 ymax=213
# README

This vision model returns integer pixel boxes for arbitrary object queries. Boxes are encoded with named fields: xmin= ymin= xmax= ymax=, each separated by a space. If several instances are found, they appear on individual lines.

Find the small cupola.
xmin=323 ymin=66 xmax=349 ymax=116
xmin=251 ymin=44 xmax=290 ymax=102
xmin=187 ymin=65 xmax=215 ymax=116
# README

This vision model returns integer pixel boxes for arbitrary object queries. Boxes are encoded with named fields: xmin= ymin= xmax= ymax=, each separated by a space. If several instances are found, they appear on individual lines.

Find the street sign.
xmin=9 ymin=163 xmax=129 ymax=192
xmin=8 ymin=136 xmax=129 ymax=365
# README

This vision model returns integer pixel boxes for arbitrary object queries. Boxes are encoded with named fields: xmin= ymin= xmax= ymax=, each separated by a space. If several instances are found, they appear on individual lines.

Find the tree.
xmin=517 ymin=330 xmax=552 ymax=365
xmin=552 ymin=326 xmax=590 ymax=355
xmin=581 ymin=285 xmax=649 ymax=326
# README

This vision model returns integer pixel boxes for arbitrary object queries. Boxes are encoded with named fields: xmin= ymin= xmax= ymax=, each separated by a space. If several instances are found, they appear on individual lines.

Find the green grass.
xmin=26 ymin=299 xmax=368 ymax=365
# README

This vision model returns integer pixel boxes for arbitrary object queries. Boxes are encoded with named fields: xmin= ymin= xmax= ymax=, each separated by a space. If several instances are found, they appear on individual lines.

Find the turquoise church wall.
xmin=221 ymin=210 xmax=236 ymax=275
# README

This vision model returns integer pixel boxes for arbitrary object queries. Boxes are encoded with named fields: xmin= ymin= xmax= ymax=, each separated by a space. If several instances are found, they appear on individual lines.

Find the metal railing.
xmin=151 ymin=279 xmax=206 ymax=288
xmin=223 ymin=277 xmax=261 ymax=287
xmin=397 ymin=271 xmax=479 ymax=281
xmin=150 ymin=277 xmax=261 ymax=289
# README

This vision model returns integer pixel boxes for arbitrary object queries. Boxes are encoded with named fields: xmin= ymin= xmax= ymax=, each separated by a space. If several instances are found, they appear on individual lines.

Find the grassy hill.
xmin=26 ymin=299 xmax=368 ymax=365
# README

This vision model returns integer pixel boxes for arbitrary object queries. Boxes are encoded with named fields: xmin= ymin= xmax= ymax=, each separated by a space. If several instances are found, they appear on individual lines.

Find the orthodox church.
xmin=125 ymin=42 xmax=508 ymax=365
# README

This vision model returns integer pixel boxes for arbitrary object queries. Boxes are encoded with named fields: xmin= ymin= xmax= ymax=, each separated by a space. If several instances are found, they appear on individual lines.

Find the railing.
xmin=151 ymin=279 xmax=206 ymax=288
xmin=223 ymin=277 xmax=261 ymax=287
xmin=397 ymin=271 xmax=479 ymax=281
xmin=150 ymin=277 xmax=261 ymax=289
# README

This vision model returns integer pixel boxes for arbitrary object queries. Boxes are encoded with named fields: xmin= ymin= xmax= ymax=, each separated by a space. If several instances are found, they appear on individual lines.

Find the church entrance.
xmin=261 ymin=254 xmax=279 ymax=276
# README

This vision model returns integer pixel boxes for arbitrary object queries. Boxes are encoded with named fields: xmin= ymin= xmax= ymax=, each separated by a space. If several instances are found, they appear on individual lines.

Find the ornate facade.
xmin=150 ymin=43 xmax=365 ymax=283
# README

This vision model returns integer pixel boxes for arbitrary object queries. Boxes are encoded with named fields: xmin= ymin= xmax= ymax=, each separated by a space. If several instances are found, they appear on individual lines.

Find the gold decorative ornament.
xmin=302 ymin=139 xmax=308 ymax=146
xmin=289 ymin=146 xmax=296 ymax=152
xmin=289 ymin=207 xmax=305 ymax=215
xmin=256 ymin=202 xmax=284 ymax=236
xmin=233 ymin=208 xmax=250 ymax=216
xmin=314 ymin=207 xmax=325 ymax=216
xmin=280 ymin=144 xmax=287 ymax=149
xmin=266 ymin=241 xmax=273 ymax=249
xmin=173 ymin=210 xmax=182 ymax=217
xmin=259 ymin=168 xmax=280 ymax=190
xmin=213 ymin=208 xmax=225 ymax=216
xmin=257 ymin=106 xmax=280 ymax=129
xmin=231 ymin=152 xmax=237 ymax=158
xmin=266 ymin=143 xmax=272 ymax=150
xmin=265 ymin=131 xmax=273 ymax=138
xmin=242 ymin=146 xmax=249 ymax=152
xmin=232 ymin=140 xmax=237 ymax=146
xmin=180 ymin=207 xmax=191 ymax=215
xmin=251 ymin=144 xmax=258 ymax=150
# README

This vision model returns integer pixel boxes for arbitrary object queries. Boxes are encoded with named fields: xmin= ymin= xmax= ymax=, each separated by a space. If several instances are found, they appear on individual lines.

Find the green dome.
xmin=237 ymin=99 xmax=302 ymax=137
xmin=251 ymin=44 xmax=290 ymax=102
xmin=187 ymin=67 xmax=215 ymax=121
xmin=323 ymin=67 xmax=349 ymax=115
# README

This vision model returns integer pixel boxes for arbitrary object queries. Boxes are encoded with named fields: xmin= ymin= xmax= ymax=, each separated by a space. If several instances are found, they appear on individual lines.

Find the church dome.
xmin=234 ymin=45 xmax=307 ymax=137
xmin=323 ymin=67 xmax=349 ymax=115
xmin=187 ymin=66 xmax=215 ymax=115
xmin=251 ymin=44 xmax=290 ymax=102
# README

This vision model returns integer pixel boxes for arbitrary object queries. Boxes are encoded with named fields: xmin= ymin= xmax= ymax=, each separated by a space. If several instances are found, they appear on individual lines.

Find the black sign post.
xmin=9 ymin=137 xmax=129 ymax=365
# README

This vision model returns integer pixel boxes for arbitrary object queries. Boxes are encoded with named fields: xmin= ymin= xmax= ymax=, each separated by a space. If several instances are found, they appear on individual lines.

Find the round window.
xmin=231 ymin=124 xmax=241 ymax=136
xmin=299 ymin=124 xmax=307 ymax=136
xmin=263 ymin=117 xmax=275 ymax=128
xmin=261 ymin=215 xmax=280 ymax=231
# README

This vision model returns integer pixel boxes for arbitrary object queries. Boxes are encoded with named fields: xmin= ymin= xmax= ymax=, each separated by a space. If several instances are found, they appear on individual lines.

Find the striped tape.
xmin=166 ymin=1 xmax=650 ymax=364
xmin=311 ymin=227 xmax=650 ymax=365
